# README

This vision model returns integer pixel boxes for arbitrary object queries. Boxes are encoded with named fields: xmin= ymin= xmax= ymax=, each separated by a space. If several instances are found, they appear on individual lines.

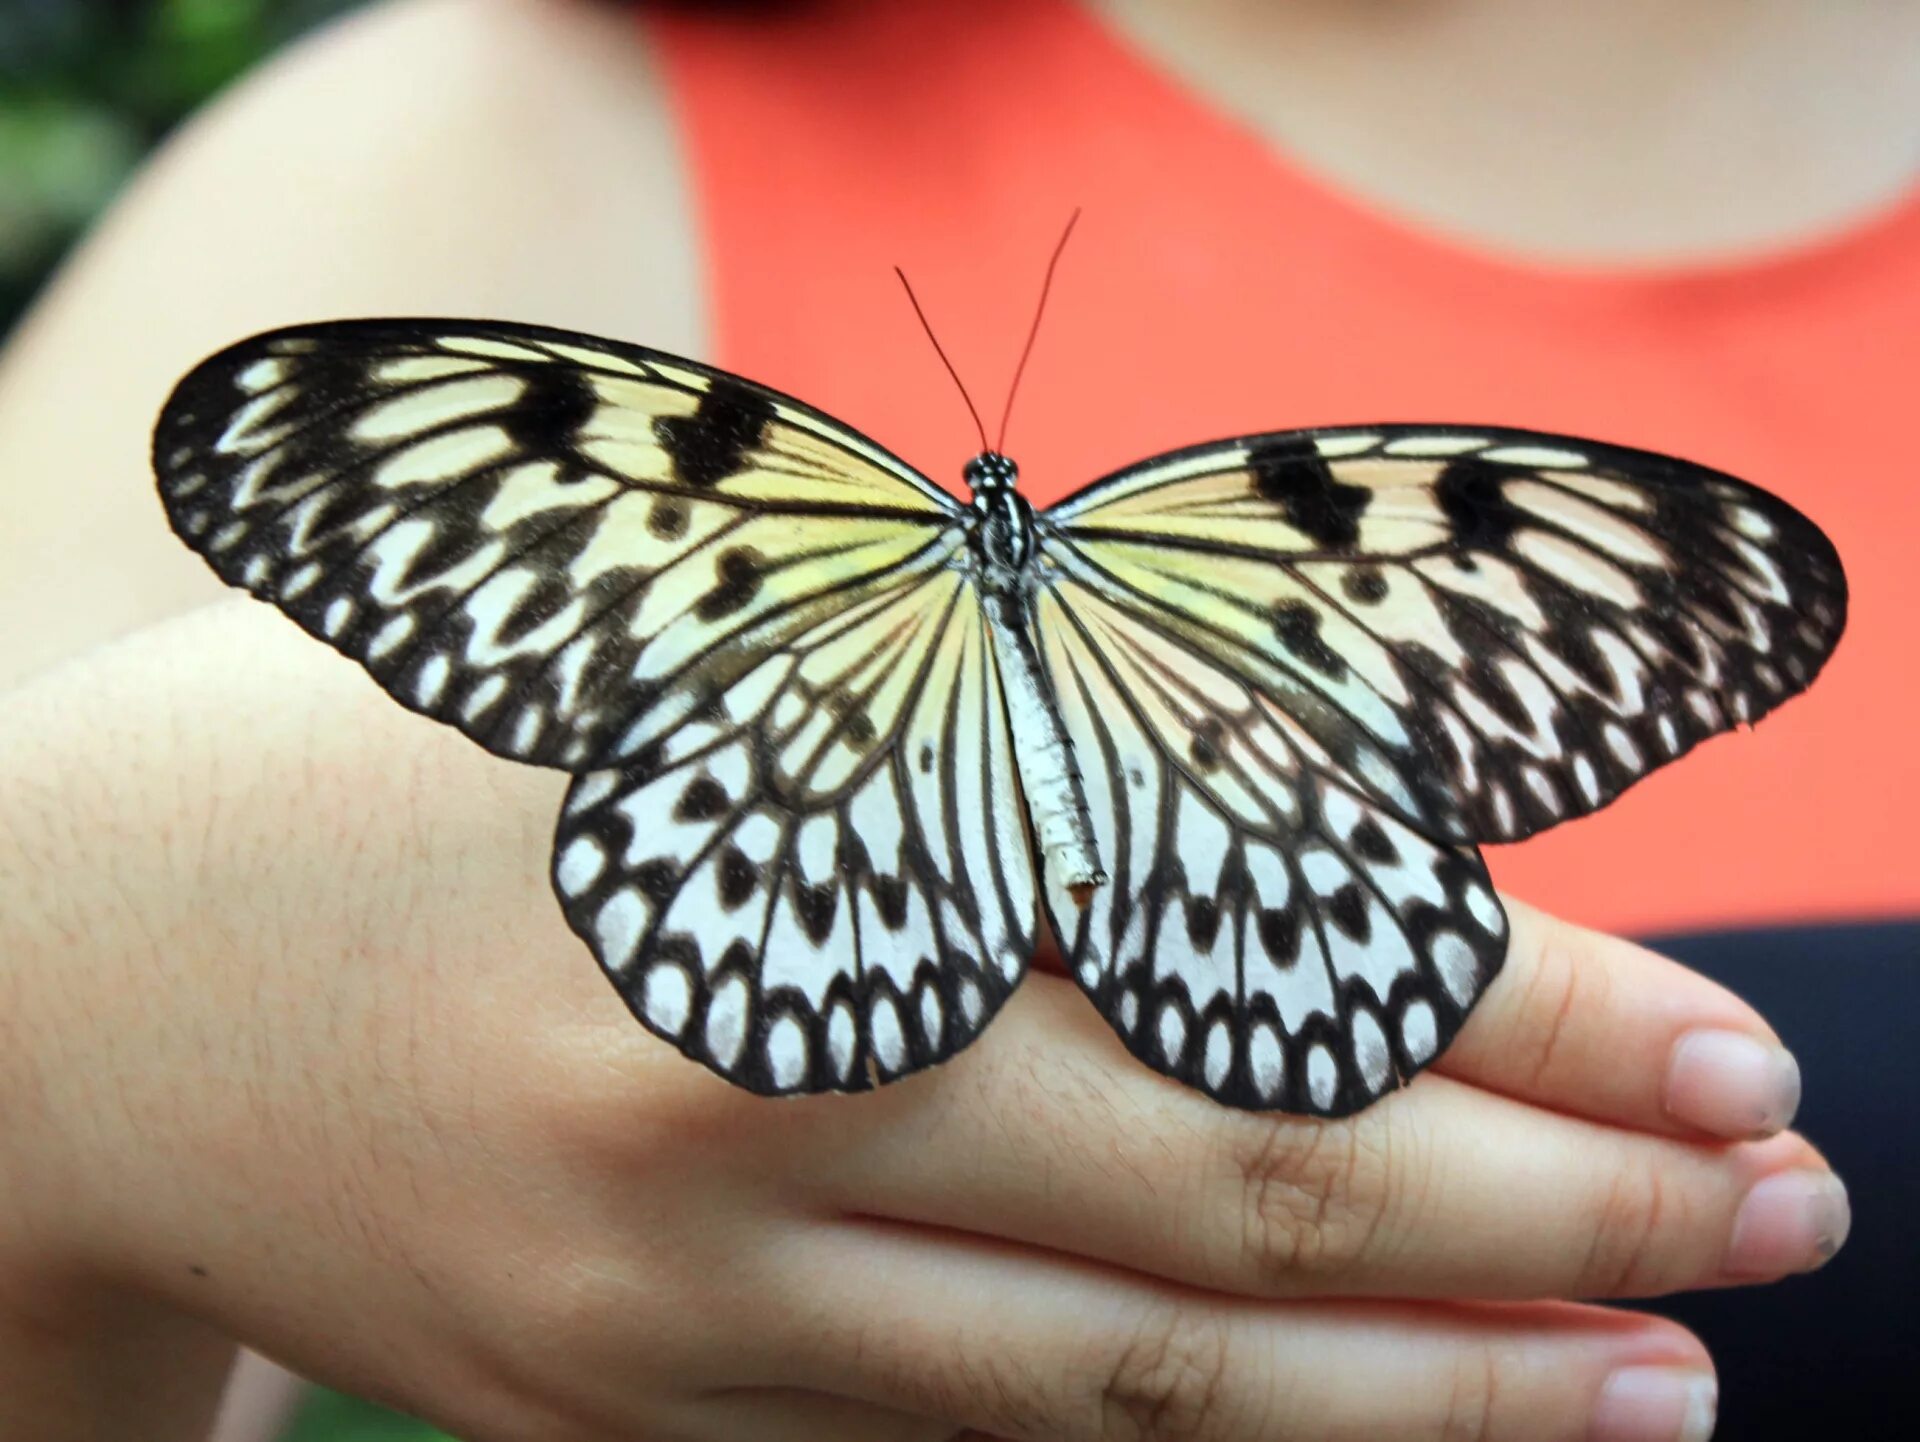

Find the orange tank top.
xmin=644 ymin=0 xmax=1920 ymax=938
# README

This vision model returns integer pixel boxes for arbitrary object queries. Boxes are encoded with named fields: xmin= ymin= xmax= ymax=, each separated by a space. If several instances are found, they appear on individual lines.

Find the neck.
xmin=1092 ymin=0 xmax=1920 ymax=263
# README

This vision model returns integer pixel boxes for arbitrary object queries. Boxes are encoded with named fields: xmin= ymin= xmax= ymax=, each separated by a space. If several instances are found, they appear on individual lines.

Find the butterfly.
xmin=152 ymin=316 xmax=1846 ymax=1116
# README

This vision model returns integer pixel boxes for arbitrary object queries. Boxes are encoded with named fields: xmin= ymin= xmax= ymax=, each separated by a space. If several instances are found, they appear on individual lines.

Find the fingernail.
xmin=1597 ymin=1367 xmax=1720 ymax=1436
xmin=1591 ymin=1366 xmax=1718 ymax=1442
xmin=1665 ymin=1029 xmax=1801 ymax=1138
xmin=1725 ymin=1170 xmax=1851 ymax=1278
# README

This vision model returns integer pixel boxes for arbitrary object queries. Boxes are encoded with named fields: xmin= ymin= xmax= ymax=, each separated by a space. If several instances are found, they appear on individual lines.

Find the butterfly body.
xmin=961 ymin=449 xmax=1107 ymax=906
xmin=154 ymin=318 xmax=1846 ymax=1117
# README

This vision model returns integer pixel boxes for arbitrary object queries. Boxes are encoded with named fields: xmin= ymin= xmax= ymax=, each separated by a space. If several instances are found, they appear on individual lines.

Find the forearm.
xmin=0 ymin=653 xmax=239 ymax=1439
xmin=0 ymin=604 xmax=575 ymax=1438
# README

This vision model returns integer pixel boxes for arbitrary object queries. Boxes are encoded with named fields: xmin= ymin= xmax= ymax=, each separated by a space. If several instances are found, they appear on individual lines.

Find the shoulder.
xmin=0 ymin=0 xmax=703 ymax=688
xmin=113 ymin=0 xmax=704 ymax=348
xmin=13 ymin=0 xmax=705 ymax=367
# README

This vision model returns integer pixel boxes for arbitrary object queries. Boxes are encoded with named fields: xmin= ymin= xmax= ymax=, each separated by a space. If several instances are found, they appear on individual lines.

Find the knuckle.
xmin=1511 ymin=929 xmax=1608 ymax=1091
xmin=1231 ymin=1113 xmax=1403 ymax=1283
xmin=1096 ymin=1306 xmax=1235 ymax=1442
xmin=1576 ymin=1160 xmax=1681 ymax=1296
xmin=1439 ymin=1347 xmax=1502 ymax=1442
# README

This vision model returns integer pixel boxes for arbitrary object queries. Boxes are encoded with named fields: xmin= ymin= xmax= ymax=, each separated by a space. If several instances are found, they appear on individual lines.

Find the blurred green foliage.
xmin=283 ymin=1387 xmax=459 ymax=1442
xmin=0 ymin=0 xmax=362 ymax=332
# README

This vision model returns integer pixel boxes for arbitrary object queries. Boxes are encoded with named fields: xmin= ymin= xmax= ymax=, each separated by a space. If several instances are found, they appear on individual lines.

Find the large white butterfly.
xmin=154 ymin=317 xmax=1846 ymax=1115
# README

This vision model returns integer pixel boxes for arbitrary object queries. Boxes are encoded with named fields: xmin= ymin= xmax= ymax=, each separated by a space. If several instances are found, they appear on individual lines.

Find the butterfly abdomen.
xmin=963 ymin=451 xmax=1105 ymax=906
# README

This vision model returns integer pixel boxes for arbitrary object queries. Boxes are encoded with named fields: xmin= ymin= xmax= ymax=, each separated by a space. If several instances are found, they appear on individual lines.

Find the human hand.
xmin=0 ymin=603 xmax=1845 ymax=1442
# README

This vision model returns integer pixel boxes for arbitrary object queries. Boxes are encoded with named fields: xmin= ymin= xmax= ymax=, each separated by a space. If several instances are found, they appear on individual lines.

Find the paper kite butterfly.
xmin=153 ymin=314 xmax=1846 ymax=1117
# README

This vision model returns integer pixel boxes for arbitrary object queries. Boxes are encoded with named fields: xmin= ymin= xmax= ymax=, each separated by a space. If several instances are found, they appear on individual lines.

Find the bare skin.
xmin=0 ymin=0 xmax=1890 ymax=1437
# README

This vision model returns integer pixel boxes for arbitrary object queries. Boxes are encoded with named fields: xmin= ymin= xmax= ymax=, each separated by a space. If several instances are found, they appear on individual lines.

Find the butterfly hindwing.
xmin=1036 ymin=575 xmax=1507 ymax=1116
xmin=1044 ymin=426 xmax=1847 ymax=846
xmin=155 ymin=320 xmax=960 ymax=773
xmin=551 ymin=567 xmax=1038 ymax=1093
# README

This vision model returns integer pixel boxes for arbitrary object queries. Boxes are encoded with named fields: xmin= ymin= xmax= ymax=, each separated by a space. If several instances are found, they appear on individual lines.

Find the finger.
xmin=756 ymin=1219 xmax=1718 ymax=1442
xmin=805 ymin=974 xmax=1844 ymax=1303
xmin=671 ymin=1387 xmax=956 ymax=1442
xmin=1439 ymin=898 xmax=1805 ymax=1139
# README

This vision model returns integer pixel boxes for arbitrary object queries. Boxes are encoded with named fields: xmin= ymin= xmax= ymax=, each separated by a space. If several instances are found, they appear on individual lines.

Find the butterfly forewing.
xmin=155 ymin=320 xmax=960 ymax=772
xmin=1043 ymin=426 xmax=1847 ymax=846
xmin=155 ymin=319 xmax=1038 ymax=1094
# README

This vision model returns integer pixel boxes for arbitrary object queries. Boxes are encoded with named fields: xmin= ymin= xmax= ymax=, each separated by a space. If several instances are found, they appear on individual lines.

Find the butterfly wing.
xmin=1037 ymin=425 xmax=1844 ymax=1113
xmin=155 ymin=319 xmax=960 ymax=772
xmin=1036 ymin=574 xmax=1506 ymax=1115
xmin=1044 ymin=426 xmax=1846 ymax=845
xmin=157 ymin=320 xmax=1034 ymax=1091
xmin=553 ymin=566 xmax=1037 ymax=1094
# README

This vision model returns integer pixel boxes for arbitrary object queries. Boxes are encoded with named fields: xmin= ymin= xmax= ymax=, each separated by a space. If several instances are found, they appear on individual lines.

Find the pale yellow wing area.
xmin=1043 ymin=426 xmax=1846 ymax=846
xmin=155 ymin=319 xmax=962 ymax=769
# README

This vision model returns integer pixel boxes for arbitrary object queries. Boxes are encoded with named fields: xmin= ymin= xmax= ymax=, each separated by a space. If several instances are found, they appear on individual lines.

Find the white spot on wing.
xmin=1483 ymin=444 xmax=1589 ymax=468
xmin=1203 ymin=1021 xmax=1232 ymax=1092
xmin=641 ymin=963 xmax=691 ymax=1036
xmin=704 ymin=974 xmax=749 ymax=1071
xmin=870 ymin=995 xmax=906 ymax=1073
xmin=1463 ymin=880 xmax=1502 ymax=935
xmin=1158 ymin=1001 xmax=1188 ymax=1066
xmin=1399 ymin=998 xmax=1438 ymax=1063
xmin=1307 ymin=1045 xmax=1338 ymax=1110
xmin=1430 ymin=930 xmax=1480 ymax=1008
xmin=1383 ymin=433 xmax=1486 ymax=457
xmin=1249 ymin=1024 xmax=1284 ymax=1100
xmin=1314 ymin=433 xmax=1382 ymax=458
xmin=413 ymin=653 xmax=451 ymax=707
xmin=828 ymin=1003 xmax=858 ymax=1080
xmin=1350 ymin=1008 xmax=1391 ymax=1094
xmin=595 ymin=888 xmax=650 ymax=972
xmin=556 ymin=836 xmax=605 ymax=897
xmin=765 ymin=1014 xmax=809 ymax=1091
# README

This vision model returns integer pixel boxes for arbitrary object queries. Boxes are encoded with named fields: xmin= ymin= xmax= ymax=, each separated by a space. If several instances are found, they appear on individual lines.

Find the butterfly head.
xmin=964 ymin=451 xmax=1020 ymax=494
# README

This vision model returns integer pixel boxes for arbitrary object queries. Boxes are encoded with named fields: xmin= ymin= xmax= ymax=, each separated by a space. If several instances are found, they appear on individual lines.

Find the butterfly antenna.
xmin=996 ymin=208 xmax=1080 ymax=453
xmin=895 ymin=266 xmax=990 ymax=454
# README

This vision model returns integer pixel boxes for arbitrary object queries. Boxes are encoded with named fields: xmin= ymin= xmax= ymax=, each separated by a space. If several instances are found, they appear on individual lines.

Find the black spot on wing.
xmin=874 ymin=874 xmax=910 ymax=929
xmin=1190 ymin=717 xmax=1224 ymax=771
xmin=1185 ymin=895 xmax=1222 ymax=948
xmin=1326 ymin=883 xmax=1370 ymax=941
xmin=1435 ymin=456 xmax=1525 ymax=550
xmin=654 ymin=378 xmax=775 ymax=489
xmin=718 ymin=847 xmax=759 ymax=909
xmin=1342 ymin=566 xmax=1390 ymax=605
xmin=696 ymin=547 xmax=765 ymax=621
xmin=501 ymin=365 xmax=599 ymax=453
xmin=1246 ymin=435 xmax=1370 ymax=549
xmin=1257 ymin=907 xmax=1301 ymax=963
xmin=794 ymin=880 xmax=838 ymax=944
xmin=1272 ymin=600 xmax=1348 ymax=680
xmin=674 ymin=776 xmax=729 ymax=822
xmin=1348 ymin=816 xmax=1396 ymax=863
xmin=633 ymin=858 xmax=678 ymax=904
xmin=648 ymin=499 xmax=690 ymax=539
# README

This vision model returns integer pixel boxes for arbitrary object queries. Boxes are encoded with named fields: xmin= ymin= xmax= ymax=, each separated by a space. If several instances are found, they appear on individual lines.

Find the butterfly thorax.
xmin=964 ymin=451 xmax=1037 ymax=592
xmin=955 ymin=449 xmax=1105 ymax=905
